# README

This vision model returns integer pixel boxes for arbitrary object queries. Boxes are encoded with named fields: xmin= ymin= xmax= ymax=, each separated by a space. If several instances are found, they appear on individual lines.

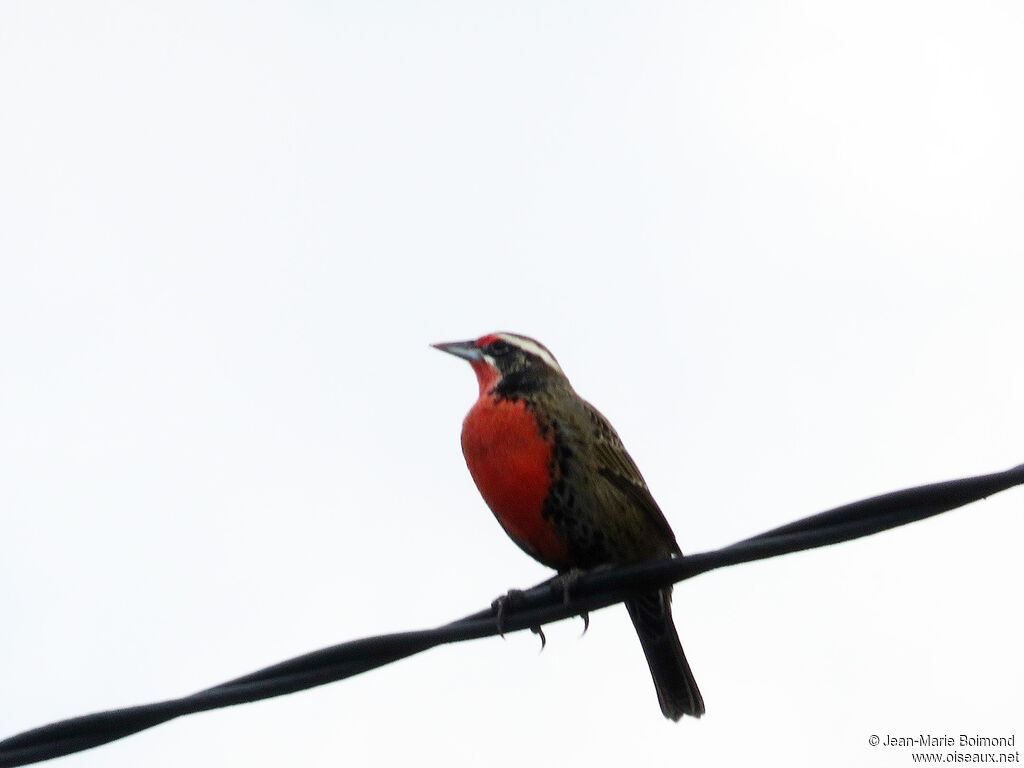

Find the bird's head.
xmin=432 ymin=332 xmax=566 ymax=397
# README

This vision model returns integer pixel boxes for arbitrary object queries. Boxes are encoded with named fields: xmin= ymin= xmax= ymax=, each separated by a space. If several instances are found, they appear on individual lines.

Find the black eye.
xmin=487 ymin=340 xmax=512 ymax=356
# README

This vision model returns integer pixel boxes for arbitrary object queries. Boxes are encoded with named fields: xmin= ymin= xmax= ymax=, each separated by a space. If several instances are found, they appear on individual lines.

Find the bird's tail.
xmin=625 ymin=590 xmax=704 ymax=721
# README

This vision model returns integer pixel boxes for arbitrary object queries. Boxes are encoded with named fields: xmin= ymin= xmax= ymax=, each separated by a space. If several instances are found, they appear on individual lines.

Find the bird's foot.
xmin=491 ymin=588 xmax=526 ymax=638
xmin=491 ymin=589 xmax=548 ymax=650
xmin=547 ymin=568 xmax=583 ymax=604
xmin=545 ymin=569 xmax=592 ymax=636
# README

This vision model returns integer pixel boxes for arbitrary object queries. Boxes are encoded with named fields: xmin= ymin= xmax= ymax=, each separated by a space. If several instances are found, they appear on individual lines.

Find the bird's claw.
xmin=492 ymin=590 xmax=548 ymax=649
xmin=491 ymin=588 xmax=526 ymax=638
xmin=547 ymin=569 xmax=595 ymax=638
xmin=492 ymin=575 xmax=587 ymax=647
xmin=530 ymin=625 xmax=547 ymax=650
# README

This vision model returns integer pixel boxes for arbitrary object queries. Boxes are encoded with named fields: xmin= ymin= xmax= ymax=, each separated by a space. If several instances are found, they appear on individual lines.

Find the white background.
xmin=2 ymin=3 xmax=1022 ymax=767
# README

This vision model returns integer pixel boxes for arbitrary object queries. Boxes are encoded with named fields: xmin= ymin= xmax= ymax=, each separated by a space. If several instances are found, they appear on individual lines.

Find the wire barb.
xmin=1 ymin=463 xmax=1022 ymax=768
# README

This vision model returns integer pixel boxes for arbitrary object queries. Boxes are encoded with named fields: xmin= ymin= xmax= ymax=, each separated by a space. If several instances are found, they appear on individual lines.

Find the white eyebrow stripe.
xmin=497 ymin=333 xmax=565 ymax=375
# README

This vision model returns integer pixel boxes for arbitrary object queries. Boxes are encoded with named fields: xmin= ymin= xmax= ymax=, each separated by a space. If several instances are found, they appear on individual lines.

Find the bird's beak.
xmin=432 ymin=340 xmax=484 ymax=361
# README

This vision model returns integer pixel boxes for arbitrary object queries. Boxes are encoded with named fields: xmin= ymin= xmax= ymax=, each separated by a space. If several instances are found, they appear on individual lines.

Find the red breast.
xmin=460 ymin=394 xmax=570 ymax=569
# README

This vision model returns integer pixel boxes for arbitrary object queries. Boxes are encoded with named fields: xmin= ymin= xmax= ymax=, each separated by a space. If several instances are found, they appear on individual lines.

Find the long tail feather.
xmin=625 ymin=591 xmax=704 ymax=721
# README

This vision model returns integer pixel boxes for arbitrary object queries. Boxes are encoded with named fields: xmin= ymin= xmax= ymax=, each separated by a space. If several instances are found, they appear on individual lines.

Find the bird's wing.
xmin=580 ymin=399 xmax=682 ymax=557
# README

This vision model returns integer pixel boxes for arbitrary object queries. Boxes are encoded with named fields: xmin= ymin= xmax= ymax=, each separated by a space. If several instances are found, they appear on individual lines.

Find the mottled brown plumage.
xmin=434 ymin=332 xmax=704 ymax=720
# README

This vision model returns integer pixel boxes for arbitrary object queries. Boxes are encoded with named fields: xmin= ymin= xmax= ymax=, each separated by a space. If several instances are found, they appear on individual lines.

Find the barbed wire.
xmin=2 ymin=463 xmax=1022 ymax=768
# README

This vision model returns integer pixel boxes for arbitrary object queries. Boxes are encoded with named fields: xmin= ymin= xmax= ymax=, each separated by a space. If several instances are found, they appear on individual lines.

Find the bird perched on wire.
xmin=433 ymin=331 xmax=703 ymax=721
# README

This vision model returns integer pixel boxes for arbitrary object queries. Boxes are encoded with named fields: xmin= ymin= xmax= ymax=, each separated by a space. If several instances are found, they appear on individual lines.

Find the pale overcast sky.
xmin=2 ymin=3 xmax=1022 ymax=768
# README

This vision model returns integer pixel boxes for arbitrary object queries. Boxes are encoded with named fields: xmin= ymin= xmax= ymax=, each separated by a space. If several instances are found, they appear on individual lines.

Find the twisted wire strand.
xmin=2 ymin=463 xmax=1021 ymax=768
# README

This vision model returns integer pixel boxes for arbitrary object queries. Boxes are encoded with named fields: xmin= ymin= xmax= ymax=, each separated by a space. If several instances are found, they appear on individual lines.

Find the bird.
xmin=433 ymin=331 xmax=704 ymax=721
